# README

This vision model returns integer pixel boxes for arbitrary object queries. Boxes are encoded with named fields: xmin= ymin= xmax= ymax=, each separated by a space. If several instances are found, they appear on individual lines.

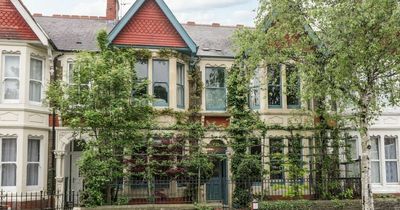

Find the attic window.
xmin=202 ymin=48 xmax=210 ymax=51
xmin=215 ymin=49 xmax=222 ymax=52
xmin=76 ymin=41 xmax=82 ymax=45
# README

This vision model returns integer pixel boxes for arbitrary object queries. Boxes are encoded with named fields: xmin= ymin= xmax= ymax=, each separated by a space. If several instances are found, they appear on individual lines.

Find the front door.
xmin=70 ymin=152 xmax=83 ymax=193
xmin=206 ymin=159 xmax=228 ymax=204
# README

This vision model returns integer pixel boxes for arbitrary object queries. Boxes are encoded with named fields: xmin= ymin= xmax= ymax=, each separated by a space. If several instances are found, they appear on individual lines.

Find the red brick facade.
xmin=106 ymin=0 xmax=117 ymax=20
xmin=0 ymin=0 xmax=38 ymax=40
xmin=205 ymin=116 xmax=230 ymax=128
xmin=113 ymin=0 xmax=187 ymax=48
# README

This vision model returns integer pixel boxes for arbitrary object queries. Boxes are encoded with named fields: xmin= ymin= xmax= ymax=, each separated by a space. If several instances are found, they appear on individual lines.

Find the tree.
xmin=234 ymin=1 xmax=400 ymax=209
xmin=47 ymin=30 xmax=154 ymax=206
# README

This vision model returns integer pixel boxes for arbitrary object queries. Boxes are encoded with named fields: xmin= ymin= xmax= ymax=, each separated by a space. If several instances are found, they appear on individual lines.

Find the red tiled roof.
xmin=113 ymin=0 xmax=187 ymax=48
xmin=0 ymin=0 xmax=39 ymax=41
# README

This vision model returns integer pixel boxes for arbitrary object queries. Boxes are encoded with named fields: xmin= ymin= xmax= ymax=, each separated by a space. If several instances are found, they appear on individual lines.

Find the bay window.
xmin=249 ymin=69 xmax=260 ymax=110
xmin=286 ymin=65 xmax=301 ymax=109
xmin=268 ymin=64 xmax=282 ymax=109
xmin=27 ymin=139 xmax=40 ymax=186
xmin=205 ymin=67 xmax=226 ymax=111
xmin=384 ymin=136 xmax=398 ymax=183
xmin=177 ymin=63 xmax=185 ymax=108
xmin=1 ymin=138 xmax=17 ymax=187
xmin=3 ymin=55 xmax=20 ymax=101
xmin=152 ymin=60 xmax=169 ymax=107
xmin=29 ymin=58 xmax=43 ymax=102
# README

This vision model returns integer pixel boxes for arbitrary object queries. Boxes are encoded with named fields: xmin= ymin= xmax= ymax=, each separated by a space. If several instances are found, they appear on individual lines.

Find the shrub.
xmin=260 ymin=200 xmax=313 ymax=210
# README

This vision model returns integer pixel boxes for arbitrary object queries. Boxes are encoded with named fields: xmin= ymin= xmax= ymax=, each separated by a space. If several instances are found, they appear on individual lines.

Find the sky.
xmin=21 ymin=0 xmax=259 ymax=26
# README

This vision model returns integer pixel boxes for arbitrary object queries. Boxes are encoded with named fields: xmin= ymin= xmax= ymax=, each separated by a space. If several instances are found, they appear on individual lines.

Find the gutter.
xmin=51 ymin=53 xmax=63 ymax=194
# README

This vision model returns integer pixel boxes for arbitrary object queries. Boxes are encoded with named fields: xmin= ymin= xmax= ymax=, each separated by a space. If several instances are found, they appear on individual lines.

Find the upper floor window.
xmin=249 ymin=69 xmax=260 ymax=110
xmin=268 ymin=64 xmax=282 ymax=109
xmin=29 ymin=58 xmax=43 ymax=102
xmin=205 ymin=67 xmax=226 ymax=111
xmin=286 ymin=65 xmax=301 ymax=109
xmin=3 ymin=55 xmax=20 ymax=101
xmin=27 ymin=139 xmax=40 ymax=186
xmin=1 ymin=138 xmax=17 ymax=187
xmin=152 ymin=60 xmax=169 ymax=107
xmin=135 ymin=60 xmax=148 ymax=80
xmin=177 ymin=63 xmax=185 ymax=108
xmin=134 ymin=60 xmax=148 ymax=96
xmin=67 ymin=62 xmax=74 ymax=84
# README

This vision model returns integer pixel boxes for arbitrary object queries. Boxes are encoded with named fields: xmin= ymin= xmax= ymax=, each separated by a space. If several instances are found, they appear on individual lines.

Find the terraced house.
xmin=0 ymin=0 xmax=399 ymax=208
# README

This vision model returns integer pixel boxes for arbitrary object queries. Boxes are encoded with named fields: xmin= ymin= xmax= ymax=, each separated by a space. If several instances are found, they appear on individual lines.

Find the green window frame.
xmin=286 ymin=65 xmax=301 ymax=109
xmin=177 ymin=63 xmax=185 ymax=109
xmin=268 ymin=64 xmax=282 ymax=109
xmin=205 ymin=67 xmax=226 ymax=111
xmin=152 ymin=60 xmax=169 ymax=107
xmin=134 ymin=60 xmax=149 ymax=96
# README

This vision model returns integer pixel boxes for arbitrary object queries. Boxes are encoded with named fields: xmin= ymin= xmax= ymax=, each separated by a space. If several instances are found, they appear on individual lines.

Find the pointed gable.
xmin=0 ymin=0 xmax=39 ymax=41
xmin=109 ymin=0 xmax=197 ymax=53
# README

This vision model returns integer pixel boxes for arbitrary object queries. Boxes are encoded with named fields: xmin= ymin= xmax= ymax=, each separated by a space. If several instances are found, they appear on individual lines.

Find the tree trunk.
xmin=360 ymin=122 xmax=374 ymax=210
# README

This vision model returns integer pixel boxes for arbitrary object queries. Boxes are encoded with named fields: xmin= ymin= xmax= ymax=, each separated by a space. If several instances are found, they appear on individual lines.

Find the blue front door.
xmin=206 ymin=159 xmax=228 ymax=204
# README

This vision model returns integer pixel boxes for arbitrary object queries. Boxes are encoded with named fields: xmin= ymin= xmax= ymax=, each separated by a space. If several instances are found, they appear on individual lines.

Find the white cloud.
xmin=164 ymin=0 xmax=249 ymax=12
xmin=70 ymin=0 xmax=105 ymax=16
xmin=22 ymin=0 xmax=257 ymax=26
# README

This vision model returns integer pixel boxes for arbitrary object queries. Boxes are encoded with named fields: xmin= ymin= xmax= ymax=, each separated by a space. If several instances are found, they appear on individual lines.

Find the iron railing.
xmin=0 ymin=177 xmax=361 ymax=209
xmin=0 ymin=191 xmax=79 ymax=210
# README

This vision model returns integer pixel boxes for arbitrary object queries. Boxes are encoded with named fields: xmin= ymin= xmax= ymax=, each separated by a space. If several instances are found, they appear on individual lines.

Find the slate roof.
xmin=182 ymin=24 xmax=237 ymax=58
xmin=35 ymin=16 xmax=238 ymax=57
xmin=35 ymin=16 xmax=116 ymax=51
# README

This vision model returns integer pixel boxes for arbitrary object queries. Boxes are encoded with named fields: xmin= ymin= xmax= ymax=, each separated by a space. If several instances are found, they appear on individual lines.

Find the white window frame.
xmin=67 ymin=61 xmax=75 ymax=85
xmin=371 ymin=136 xmax=382 ymax=184
xmin=29 ymin=57 xmax=44 ymax=104
xmin=27 ymin=138 xmax=41 ymax=189
xmin=2 ymin=55 xmax=20 ymax=103
xmin=345 ymin=136 xmax=360 ymax=178
xmin=0 ymin=137 xmax=17 ymax=191
xmin=249 ymin=68 xmax=260 ymax=110
xmin=383 ymin=135 xmax=399 ymax=185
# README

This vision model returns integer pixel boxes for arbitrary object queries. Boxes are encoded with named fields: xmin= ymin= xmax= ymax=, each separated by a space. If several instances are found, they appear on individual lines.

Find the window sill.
xmin=268 ymin=106 xmax=282 ymax=109
xmin=29 ymin=101 xmax=43 ymax=106
xmin=0 ymin=186 xmax=17 ymax=192
xmin=2 ymin=100 xmax=20 ymax=104
xmin=288 ymin=105 xmax=301 ymax=109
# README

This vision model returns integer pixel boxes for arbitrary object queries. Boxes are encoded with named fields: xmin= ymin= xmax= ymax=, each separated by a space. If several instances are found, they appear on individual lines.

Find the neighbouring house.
xmin=0 ymin=0 xmax=399 ymax=208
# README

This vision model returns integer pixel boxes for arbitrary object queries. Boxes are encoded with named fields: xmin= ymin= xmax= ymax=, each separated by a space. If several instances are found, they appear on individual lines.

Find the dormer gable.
xmin=0 ymin=0 xmax=49 ymax=46
xmin=108 ymin=0 xmax=197 ymax=54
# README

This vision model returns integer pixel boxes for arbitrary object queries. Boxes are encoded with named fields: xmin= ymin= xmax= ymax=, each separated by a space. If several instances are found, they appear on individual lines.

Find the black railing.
xmin=0 ymin=177 xmax=361 ymax=209
xmin=0 ymin=191 xmax=79 ymax=210
xmin=235 ymin=178 xmax=361 ymax=201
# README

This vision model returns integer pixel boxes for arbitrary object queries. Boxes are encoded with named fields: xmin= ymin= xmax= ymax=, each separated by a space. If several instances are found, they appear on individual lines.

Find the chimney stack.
xmin=106 ymin=0 xmax=119 ymax=20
